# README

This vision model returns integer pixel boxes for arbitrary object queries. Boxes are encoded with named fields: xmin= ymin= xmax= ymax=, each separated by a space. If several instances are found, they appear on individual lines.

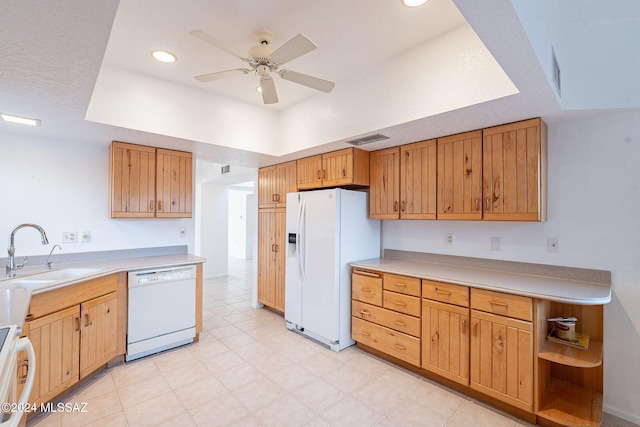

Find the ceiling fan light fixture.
xmin=401 ymin=0 xmax=429 ymax=7
xmin=151 ymin=50 xmax=177 ymax=63
xmin=256 ymin=85 xmax=262 ymax=93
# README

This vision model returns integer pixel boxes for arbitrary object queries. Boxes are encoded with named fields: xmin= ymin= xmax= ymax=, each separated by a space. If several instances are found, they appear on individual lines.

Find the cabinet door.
xmin=273 ymin=210 xmax=286 ymax=312
xmin=297 ymin=155 xmax=323 ymax=189
xmin=400 ymin=139 xmax=437 ymax=219
xmin=483 ymin=118 xmax=546 ymax=221
xmin=275 ymin=161 xmax=298 ymax=206
xmin=258 ymin=166 xmax=278 ymax=209
xmin=322 ymin=148 xmax=353 ymax=187
xmin=470 ymin=310 xmax=533 ymax=411
xmin=369 ymin=148 xmax=400 ymax=219
xmin=258 ymin=210 xmax=277 ymax=308
xmin=437 ymin=130 xmax=483 ymax=220
xmin=110 ymin=142 xmax=156 ymax=218
xmin=80 ymin=292 xmax=118 ymax=379
xmin=156 ymin=148 xmax=193 ymax=218
xmin=27 ymin=305 xmax=80 ymax=405
xmin=422 ymin=299 xmax=469 ymax=385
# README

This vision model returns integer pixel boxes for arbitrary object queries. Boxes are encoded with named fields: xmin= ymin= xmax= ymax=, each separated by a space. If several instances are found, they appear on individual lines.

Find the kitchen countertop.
xmin=351 ymin=250 xmax=611 ymax=305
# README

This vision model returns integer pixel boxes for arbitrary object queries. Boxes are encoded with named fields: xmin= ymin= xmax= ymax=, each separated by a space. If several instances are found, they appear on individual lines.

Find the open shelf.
xmin=537 ymin=377 xmax=603 ymax=427
xmin=538 ymin=338 xmax=603 ymax=368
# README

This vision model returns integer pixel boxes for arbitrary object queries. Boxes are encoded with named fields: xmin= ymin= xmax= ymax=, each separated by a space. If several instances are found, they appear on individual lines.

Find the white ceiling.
xmin=1 ymin=0 xmax=636 ymax=168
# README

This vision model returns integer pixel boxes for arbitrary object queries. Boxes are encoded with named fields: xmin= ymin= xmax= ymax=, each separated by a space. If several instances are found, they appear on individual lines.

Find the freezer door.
xmin=284 ymin=192 xmax=302 ymax=326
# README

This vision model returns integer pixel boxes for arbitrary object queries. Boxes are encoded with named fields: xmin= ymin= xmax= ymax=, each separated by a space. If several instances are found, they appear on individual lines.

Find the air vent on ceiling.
xmin=552 ymin=47 xmax=561 ymax=97
xmin=346 ymin=133 xmax=389 ymax=146
xmin=221 ymin=165 xmax=231 ymax=174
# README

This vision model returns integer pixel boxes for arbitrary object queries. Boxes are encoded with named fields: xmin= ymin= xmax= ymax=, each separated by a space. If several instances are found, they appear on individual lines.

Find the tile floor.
xmin=26 ymin=258 xmax=635 ymax=427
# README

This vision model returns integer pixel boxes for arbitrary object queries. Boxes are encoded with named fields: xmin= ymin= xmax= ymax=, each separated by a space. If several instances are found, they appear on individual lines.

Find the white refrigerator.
xmin=285 ymin=188 xmax=380 ymax=351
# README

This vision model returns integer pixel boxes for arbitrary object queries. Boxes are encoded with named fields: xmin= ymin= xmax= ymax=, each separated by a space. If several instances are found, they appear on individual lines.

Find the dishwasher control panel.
xmin=129 ymin=267 xmax=195 ymax=286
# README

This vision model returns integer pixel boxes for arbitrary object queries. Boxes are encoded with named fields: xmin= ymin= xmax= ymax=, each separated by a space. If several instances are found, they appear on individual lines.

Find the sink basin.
xmin=0 ymin=285 xmax=32 ymax=327
xmin=10 ymin=279 xmax=58 ymax=289
xmin=25 ymin=267 xmax=102 ymax=281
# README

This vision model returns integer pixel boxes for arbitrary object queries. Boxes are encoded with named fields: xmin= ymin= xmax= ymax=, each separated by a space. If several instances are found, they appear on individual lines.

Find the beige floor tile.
xmin=246 ymin=351 xmax=293 ymax=375
xmin=269 ymin=363 xmax=317 ymax=391
xmin=67 ymin=369 xmax=115 ymax=401
xmin=409 ymin=380 xmax=467 ymax=418
xmin=158 ymin=359 xmax=212 ymax=390
xmin=155 ymin=411 xmax=196 ymax=427
xmin=449 ymin=401 xmax=518 ymax=427
xmin=351 ymin=375 xmax=412 ymax=415
xmin=215 ymin=362 xmax=262 ymax=391
xmin=295 ymin=377 xmax=346 ymax=414
xmin=304 ymin=417 xmax=332 ymax=426
xmin=300 ymin=351 xmax=344 ymax=376
xmin=320 ymin=395 xmax=382 ymax=427
xmin=226 ymin=415 xmax=263 ymax=427
xmin=385 ymin=398 xmax=450 ymax=427
xmin=218 ymin=331 xmax=257 ymax=349
xmin=200 ymin=349 xmax=245 ymax=375
xmin=173 ymin=374 xmax=228 ymax=411
xmin=231 ymin=340 xmax=273 ymax=362
xmin=25 ymin=412 xmax=59 ymax=427
xmin=253 ymin=395 xmax=315 ymax=427
xmin=79 ymin=411 xmax=128 ymax=427
xmin=231 ymin=376 xmax=285 ymax=412
xmin=188 ymin=337 xmax=230 ymax=360
xmin=323 ymin=362 xmax=374 ymax=394
xmin=109 ymin=356 xmax=160 ymax=390
xmin=123 ymin=391 xmax=188 ymax=427
xmin=188 ymin=393 xmax=250 ymax=427
xmin=59 ymin=389 xmax=123 ymax=427
xmin=114 ymin=374 xmax=173 ymax=410
xmin=208 ymin=324 xmax=243 ymax=339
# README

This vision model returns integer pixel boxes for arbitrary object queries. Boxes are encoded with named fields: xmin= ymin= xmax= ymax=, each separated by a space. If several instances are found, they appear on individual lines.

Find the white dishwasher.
xmin=126 ymin=265 xmax=196 ymax=362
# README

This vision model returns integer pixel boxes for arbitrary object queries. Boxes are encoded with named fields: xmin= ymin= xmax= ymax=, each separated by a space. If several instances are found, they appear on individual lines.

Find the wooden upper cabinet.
xmin=400 ymin=139 xmax=437 ymax=220
xmin=437 ymin=130 xmax=483 ymax=220
xmin=297 ymin=148 xmax=369 ymax=190
xmin=110 ymin=142 xmax=193 ymax=218
xmin=482 ymin=118 xmax=547 ymax=221
xmin=156 ymin=148 xmax=193 ymax=218
xmin=369 ymin=147 xmax=400 ymax=219
xmin=110 ymin=142 xmax=156 ymax=218
xmin=258 ymin=161 xmax=297 ymax=208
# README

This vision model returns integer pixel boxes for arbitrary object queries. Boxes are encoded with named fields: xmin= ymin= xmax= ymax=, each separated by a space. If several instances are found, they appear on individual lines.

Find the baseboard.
xmin=604 ymin=404 xmax=640 ymax=426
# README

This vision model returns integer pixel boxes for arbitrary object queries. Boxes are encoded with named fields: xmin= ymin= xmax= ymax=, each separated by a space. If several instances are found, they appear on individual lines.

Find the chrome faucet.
xmin=6 ymin=223 xmax=49 ymax=277
xmin=46 ymin=244 xmax=62 ymax=270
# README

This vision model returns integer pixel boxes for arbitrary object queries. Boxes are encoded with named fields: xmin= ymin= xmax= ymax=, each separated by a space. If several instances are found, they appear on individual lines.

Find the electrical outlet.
xmin=491 ymin=237 xmax=502 ymax=251
xmin=548 ymin=237 xmax=560 ymax=253
xmin=80 ymin=231 xmax=91 ymax=243
xmin=179 ymin=227 xmax=186 ymax=238
xmin=446 ymin=233 xmax=454 ymax=245
xmin=62 ymin=231 xmax=77 ymax=243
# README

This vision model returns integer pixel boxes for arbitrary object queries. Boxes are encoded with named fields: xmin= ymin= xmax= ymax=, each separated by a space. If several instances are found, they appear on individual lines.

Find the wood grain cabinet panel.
xmin=257 ymin=209 xmax=286 ymax=312
xmin=369 ymin=148 xmax=400 ymax=219
xmin=352 ymin=316 xmax=421 ymax=366
xmin=110 ymin=141 xmax=192 ymax=218
xmin=258 ymin=161 xmax=297 ymax=208
xmin=437 ymin=130 xmax=483 ymax=220
xmin=482 ymin=118 xmax=547 ymax=221
xmin=421 ymin=299 xmax=469 ymax=385
xmin=400 ymin=139 xmax=437 ymax=219
xmin=352 ymin=270 xmax=383 ymax=306
xmin=297 ymin=148 xmax=369 ymax=190
xmin=470 ymin=310 xmax=533 ymax=412
xmin=80 ymin=292 xmax=118 ymax=379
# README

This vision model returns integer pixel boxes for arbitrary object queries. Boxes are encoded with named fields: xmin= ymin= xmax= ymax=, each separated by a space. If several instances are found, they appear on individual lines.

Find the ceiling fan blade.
xmin=260 ymin=77 xmax=279 ymax=104
xmin=269 ymin=34 xmax=317 ymax=66
xmin=190 ymin=30 xmax=249 ymax=62
xmin=194 ymin=69 xmax=250 ymax=82
xmin=279 ymin=70 xmax=335 ymax=93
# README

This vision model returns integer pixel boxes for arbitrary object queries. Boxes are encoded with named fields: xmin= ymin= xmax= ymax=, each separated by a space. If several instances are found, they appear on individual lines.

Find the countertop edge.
xmin=350 ymin=258 xmax=611 ymax=306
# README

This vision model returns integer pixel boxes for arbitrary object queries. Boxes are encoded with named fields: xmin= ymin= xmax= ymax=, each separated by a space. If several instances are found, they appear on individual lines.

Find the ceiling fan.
xmin=190 ymin=29 xmax=335 ymax=104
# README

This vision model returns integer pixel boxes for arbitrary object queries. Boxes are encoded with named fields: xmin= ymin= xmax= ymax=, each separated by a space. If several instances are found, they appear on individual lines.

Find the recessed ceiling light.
xmin=151 ymin=50 xmax=177 ymax=63
xmin=401 ymin=0 xmax=429 ymax=7
xmin=1 ymin=113 xmax=41 ymax=127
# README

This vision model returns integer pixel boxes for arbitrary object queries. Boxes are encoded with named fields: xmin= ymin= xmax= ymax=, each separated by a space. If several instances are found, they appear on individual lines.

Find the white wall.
xmin=0 ymin=133 xmax=195 ymax=258
xmin=227 ymin=189 xmax=247 ymax=258
xmin=381 ymin=110 xmax=640 ymax=423
xmin=199 ymin=182 xmax=228 ymax=278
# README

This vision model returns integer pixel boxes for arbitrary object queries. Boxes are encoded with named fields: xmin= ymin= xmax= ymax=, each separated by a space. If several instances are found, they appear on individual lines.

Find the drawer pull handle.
xmin=360 ymin=310 xmax=371 ymax=317
xmin=361 ymin=288 xmax=372 ymax=293
xmin=489 ymin=301 xmax=508 ymax=308
xmin=150 ymin=200 xmax=154 ymax=211
xmin=394 ymin=283 xmax=407 ymax=288
xmin=394 ymin=344 xmax=407 ymax=351
xmin=361 ymin=331 xmax=371 ymax=337
xmin=75 ymin=317 xmax=81 ymax=332
xmin=435 ymin=288 xmax=451 ymax=296
xmin=84 ymin=313 xmax=91 ymax=327
xmin=393 ymin=301 xmax=407 ymax=307
xmin=354 ymin=270 xmax=380 ymax=278
xmin=317 ymin=170 xmax=322 ymax=179
xmin=394 ymin=320 xmax=406 ymax=327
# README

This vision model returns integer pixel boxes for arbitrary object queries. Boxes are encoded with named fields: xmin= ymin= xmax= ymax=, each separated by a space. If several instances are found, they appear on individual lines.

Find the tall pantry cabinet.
xmin=257 ymin=161 xmax=296 ymax=312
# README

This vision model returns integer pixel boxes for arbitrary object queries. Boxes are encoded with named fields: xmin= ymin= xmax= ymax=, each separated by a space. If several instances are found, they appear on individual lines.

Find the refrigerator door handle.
xmin=297 ymin=198 xmax=306 ymax=282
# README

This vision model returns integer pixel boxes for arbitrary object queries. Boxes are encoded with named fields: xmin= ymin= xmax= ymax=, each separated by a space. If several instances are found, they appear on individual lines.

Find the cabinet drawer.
xmin=422 ymin=280 xmax=469 ymax=307
xmin=383 ymin=273 xmax=421 ymax=297
xmin=383 ymin=291 xmax=421 ymax=317
xmin=352 ymin=316 xmax=420 ymax=366
xmin=471 ymin=289 xmax=532 ymax=321
xmin=352 ymin=300 xmax=420 ymax=338
xmin=352 ymin=270 xmax=383 ymax=306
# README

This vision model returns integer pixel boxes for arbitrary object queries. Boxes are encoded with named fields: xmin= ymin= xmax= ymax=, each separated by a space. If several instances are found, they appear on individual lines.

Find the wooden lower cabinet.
xmin=421 ymin=299 xmax=469 ymax=386
xmin=470 ymin=309 xmax=533 ymax=412
xmin=80 ymin=292 xmax=118 ymax=379
xmin=257 ymin=209 xmax=286 ymax=312
xmin=27 ymin=305 xmax=81 ymax=405
xmin=352 ymin=317 xmax=420 ymax=366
